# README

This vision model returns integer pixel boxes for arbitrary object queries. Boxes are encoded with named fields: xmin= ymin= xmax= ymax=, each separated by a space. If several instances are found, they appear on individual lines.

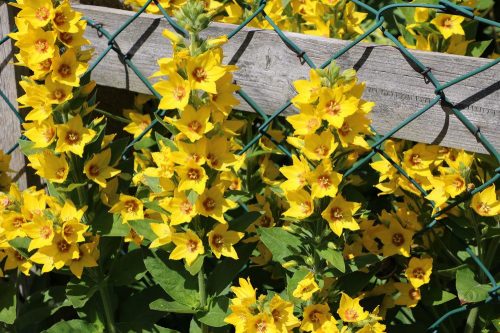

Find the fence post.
xmin=0 ymin=2 xmax=26 ymax=189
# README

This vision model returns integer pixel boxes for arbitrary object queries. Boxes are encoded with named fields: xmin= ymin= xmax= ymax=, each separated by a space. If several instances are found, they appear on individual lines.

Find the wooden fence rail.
xmin=1 ymin=4 xmax=499 ymax=180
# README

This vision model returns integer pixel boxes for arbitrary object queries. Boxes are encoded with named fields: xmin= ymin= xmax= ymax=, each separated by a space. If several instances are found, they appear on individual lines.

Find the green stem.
xmin=198 ymin=266 xmax=208 ymax=333
xmin=93 ymin=108 xmax=131 ymax=124
xmin=99 ymin=280 xmax=117 ymax=333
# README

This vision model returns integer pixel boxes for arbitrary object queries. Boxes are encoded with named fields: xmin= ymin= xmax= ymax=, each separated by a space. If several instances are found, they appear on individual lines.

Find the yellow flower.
xmin=17 ymin=0 xmax=55 ymax=28
xmin=13 ymin=28 xmax=56 ymax=65
xmin=175 ymin=161 xmax=208 ymax=195
xmin=287 ymin=104 xmax=322 ymax=136
xmin=27 ymin=150 xmax=69 ymax=183
xmin=431 ymin=14 xmax=465 ymax=39
xmin=17 ymin=80 xmax=52 ymax=121
xmin=23 ymin=117 xmax=57 ymax=148
xmin=207 ymin=223 xmax=243 ymax=259
xmin=149 ymin=223 xmax=173 ymax=248
xmin=33 ymin=235 xmax=80 ymax=270
xmin=84 ymin=149 xmax=120 ymax=188
xmin=58 ymin=21 xmax=90 ymax=49
xmin=55 ymin=115 xmax=96 ymax=157
xmin=51 ymin=49 xmax=88 ymax=87
xmin=318 ymin=86 xmax=358 ymax=128
xmin=166 ymin=105 xmax=214 ymax=142
xmin=394 ymin=283 xmax=421 ymax=308
xmin=209 ymin=72 xmax=239 ymax=121
xmin=308 ymin=159 xmax=342 ymax=199
xmin=470 ymin=185 xmax=499 ymax=217
xmin=405 ymin=257 xmax=433 ymax=289
xmin=283 ymin=189 xmax=314 ymax=219
xmin=377 ymin=219 xmax=414 ymax=257
xmin=246 ymin=312 xmax=277 ymax=333
xmin=279 ymin=155 xmax=310 ymax=192
xmin=292 ymin=272 xmax=320 ymax=301
xmin=229 ymin=277 xmax=256 ymax=307
xmin=414 ymin=8 xmax=429 ymax=23
xmin=196 ymin=185 xmax=236 ymax=224
xmin=292 ymin=69 xmax=323 ymax=105
xmin=402 ymin=143 xmax=436 ymax=176
xmin=169 ymin=229 xmax=204 ymax=266
xmin=442 ymin=173 xmax=466 ymax=198
xmin=109 ymin=194 xmax=144 ymax=223
xmin=22 ymin=216 xmax=54 ymax=251
xmin=60 ymin=219 xmax=87 ymax=245
xmin=344 ymin=2 xmax=367 ymax=35
xmin=154 ymin=70 xmax=191 ymax=110
xmin=187 ymin=50 xmax=227 ymax=93
xmin=337 ymin=292 xmax=368 ymax=323
xmin=321 ymin=195 xmax=361 ymax=236
xmin=3 ymin=248 xmax=33 ymax=276
xmin=269 ymin=295 xmax=300 ymax=332
xmin=124 ymin=112 xmax=151 ymax=138
xmin=160 ymin=190 xmax=197 ymax=225
xmin=52 ymin=0 xmax=82 ymax=33
xmin=300 ymin=303 xmax=338 ymax=333
xmin=302 ymin=131 xmax=338 ymax=161
xmin=69 ymin=242 xmax=98 ymax=279
xmin=1 ymin=211 xmax=27 ymax=240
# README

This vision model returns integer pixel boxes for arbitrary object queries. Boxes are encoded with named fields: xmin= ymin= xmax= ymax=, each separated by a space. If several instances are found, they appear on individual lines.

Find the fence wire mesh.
xmin=0 ymin=0 xmax=499 ymax=331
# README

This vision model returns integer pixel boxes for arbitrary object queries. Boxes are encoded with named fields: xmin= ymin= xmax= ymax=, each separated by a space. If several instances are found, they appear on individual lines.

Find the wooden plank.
xmin=0 ymin=2 xmax=26 ymax=189
xmin=75 ymin=4 xmax=499 ymax=154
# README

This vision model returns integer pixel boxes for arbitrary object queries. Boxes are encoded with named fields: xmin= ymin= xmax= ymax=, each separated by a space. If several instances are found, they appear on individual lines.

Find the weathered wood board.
xmin=0 ymin=3 xmax=26 ymax=189
xmin=5 ymin=3 xmax=499 ymax=155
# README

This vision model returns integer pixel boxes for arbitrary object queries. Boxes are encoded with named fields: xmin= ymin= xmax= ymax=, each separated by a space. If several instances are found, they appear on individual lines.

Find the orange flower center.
xmin=271 ymin=309 xmax=283 ymax=323
xmin=57 ymin=239 xmax=71 ymax=253
xmin=40 ymin=226 xmax=52 ymax=239
xmin=34 ymin=39 xmax=49 ymax=52
xmin=260 ymin=215 xmax=272 ymax=227
xmin=174 ymin=86 xmax=186 ymax=100
xmin=35 ymin=7 xmax=50 ymax=21
xmin=202 ymin=197 xmax=216 ymax=211
xmin=39 ymin=58 xmax=52 ymax=71
xmin=326 ymin=100 xmax=341 ymax=115
xmin=65 ymin=130 xmax=80 ymax=144
xmin=14 ymin=251 xmax=25 ymax=261
xmin=60 ymin=32 xmax=73 ymax=45
xmin=344 ymin=308 xmax=359 ymax=321
xmin=309 ymin=310 xmax=322 ymax=323
xmin=329 ymin=207 xmax=343 ymax=221
xmin=409 ymin=288 xmax=421 ymax=300
xmin=88 ymin=164 xmax=100 ymax=177
xmin=339 ymin=122 xmax=352 ymax=136
xmin=192 ymin=67 xmax=207 ymax=82
xmin=412 ymin=267 xmax=426 ymax=280
xmin=307 ymin=118 xmax=319 ymax=130
xmin=180 ymin=200 xmax=193 ymax=215
xmin=317 ymin=174 xmax=332 ymax=188
xmin=210 ymin=234 xmax=223 ymax=250
xmin=43 ymin=126 xmax=56 ymax=142
xmin=56 ymin=167 xmax=66 ymax=179
xmin=63 ymin=224 xmax=74 ymax=238
xmin=58 ymin=64 xmax=72 ymax=78
xmin=188 ymin=120 xmax=202 ymax=133
xmin=124 ymin=200 xmax=139 ymax=213
xmin=453 ymin=177 xmax=464 ymax=190
xmin=314 ymin=145 xmax=329 ymax=158
xmin=442 ymin=18 xmax=453 ymax=29
xmin=409 ymin=154 xmax=421 ymax=166
xmin=53 ymin=89 xmax=66 ymax=101
xmin=53 ymin=12 xmax=66 ymax=26
xmin=207 ymin=153 xmax=219 ymax=167
xmin=12 ymin=217 xmax=25 ymax=228
xmin=255 ymin=319 xmax=268 ymax=333
xmin=187 ymin=239 xmax=199 ymax=252
xmin=187 ymin=168 xmax=201 ymax=180
xmin=392 ymin=232 xmax=405 ymax=246
xmin=477 ymin=202 xmax=490 ymax=214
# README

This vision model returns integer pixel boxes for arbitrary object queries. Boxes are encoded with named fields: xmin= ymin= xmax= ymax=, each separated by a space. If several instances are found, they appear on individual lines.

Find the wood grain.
xmin=0 ymin=3 xmax=26 ymax=189
xmin=61 ymin=5 xmax=500 ymax=153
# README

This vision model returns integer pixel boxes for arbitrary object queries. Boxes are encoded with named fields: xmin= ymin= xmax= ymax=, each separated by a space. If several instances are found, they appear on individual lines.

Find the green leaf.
xmin=0 ymin=280 xmax=16 ymax=324
xmin=317 ymin=248 xmax=345 ymax=273
xmin=107 ymin=137 xmax=130 ymax=165
xmin=144 ymin=250 xmax=200 ymax=308
xmin=456 ymin=267 xmax=491 ymax=303
xmin=128 ymin=219 xmax=159 ymax=243
xmin=66 ymin=275 xmax=99 ymax=309
xmin=8 ymin=237 xmax=30 ymax=258
xmin=155 ymin=132 xmax=178 ymax=151
xmin=133 ymin=136 xmax=156 ymax=150
xmin=149 ymin=299 xmax=197 ymax=314
xmin=229 ymin=211 xmax=261 ymax=232
xmin=196 ymin=296 xmax=230 ymax=327
xmin=56 ymin=182 xmax=87 ymax=193
xmin=336 ymin=271 xmax=374 ymax=296
xmin=18 ymin=139 xmax=43 ymax=156
xmin=154 ymin=113 xmax=178 ymax=136
xmin=257 ymin=227 xmax=301 ymax=263
xmin=467 ymin=40 xmax=491 ymax=57
xmin=185 ymin=255 xmax=204 ymax=276
xmin=42 ymin=319 xmax=103 ymax=333
xmin=109 ymin=248 xmax=147 ymax=286
xmin=90 ymin=210 xmax=130 ymax=237
xmin=207 ymin=243 xmax=256 ymax=297
xmin=433 ymin=290 xmax=457 ymax=306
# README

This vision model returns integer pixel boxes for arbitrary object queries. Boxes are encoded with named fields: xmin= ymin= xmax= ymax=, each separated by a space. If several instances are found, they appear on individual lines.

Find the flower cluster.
xmin=115 ymin=1 xmax=247 ymax=266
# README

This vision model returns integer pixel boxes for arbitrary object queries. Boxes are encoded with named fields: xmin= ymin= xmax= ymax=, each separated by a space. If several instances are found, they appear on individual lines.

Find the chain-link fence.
xmin=0 ymin=0 xmax=498 ymax=331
